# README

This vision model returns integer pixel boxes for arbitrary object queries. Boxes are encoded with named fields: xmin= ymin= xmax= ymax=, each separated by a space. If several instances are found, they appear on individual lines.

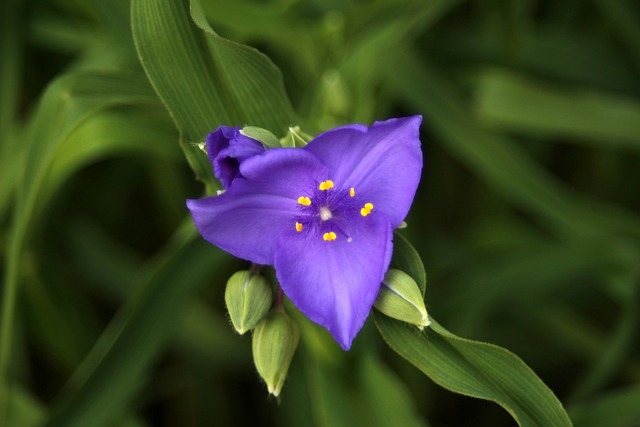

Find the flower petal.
xmin=303 ymin=116 xmax=422 ymax=228
xmin=274 ymin=212 xmax=393 ymax=350
xmin=187 ymin=149 xmax=328 ymax=264
xmin=206 ymin=126 xmax=265 ymax=189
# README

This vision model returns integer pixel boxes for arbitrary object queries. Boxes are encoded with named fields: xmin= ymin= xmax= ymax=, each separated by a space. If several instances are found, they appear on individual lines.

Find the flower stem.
xmin=274 ymin=287 xmax=284 ymax=310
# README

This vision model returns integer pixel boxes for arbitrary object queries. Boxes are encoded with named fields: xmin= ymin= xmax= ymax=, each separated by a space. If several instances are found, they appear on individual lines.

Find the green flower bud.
xmin=240 ymin=126 xmax=281 ymax=149
xmin=374 ymin=269 xmax=430 ymax=329
xmin=225 ymin=271 xmax=273 ymax=335
xmin=252 ymin=309 xmax=300 ymax=397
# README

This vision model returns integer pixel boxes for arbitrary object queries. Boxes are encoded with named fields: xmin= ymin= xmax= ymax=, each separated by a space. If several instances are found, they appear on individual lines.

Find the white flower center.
xmin=319 ymin=206 xmax=333 ymax=221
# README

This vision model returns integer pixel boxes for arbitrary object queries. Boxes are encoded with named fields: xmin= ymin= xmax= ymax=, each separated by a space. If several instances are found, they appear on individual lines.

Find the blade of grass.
xmin=131 ymin=0 xmax=298 ymax=190
xmin=0 ymin=0 xmax=22 ymax=133
xmin=0 ymin=71 xmax=160 ymax=425
xmin=375 ymin=316 xmax=573 ymax=427
xmin=6 ymin=386 xmax=45 ymax=427
xmin=386 ymin=50 xmax=640 ymax=239
xmin=567 ymin=279 xmax=640 ymax=401
xmin=591 ymin=0 xmax=640 ymax=72
xmin=474 ymin=69 xmax=640 ymax=146
xmin=569 ymin=383 xmax=640 ymax=427
xmin=44 ymin=220 xmax=225 ymax=427
xmin=0 ymin=0 xmax=25 ymax=223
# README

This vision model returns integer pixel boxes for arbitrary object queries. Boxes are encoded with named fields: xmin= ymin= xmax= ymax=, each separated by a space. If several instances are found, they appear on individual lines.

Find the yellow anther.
xmin=297 ymin=196 xmax=311 ymax=206
xmin=349 ymin=187 xmax=355 ymax=197
xmin=319 ymin=180 xmax=334 ymax=191
xmin=295 ymin=222 xmax=303 ymax=232
xmin=323 ymin=232 xmax=337 ymax=241
xmin=360 ymin=202 xmax=374 ymax=217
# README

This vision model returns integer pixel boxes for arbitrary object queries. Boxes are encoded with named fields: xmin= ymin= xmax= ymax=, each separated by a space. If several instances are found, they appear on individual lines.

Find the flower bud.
xmin=225 ymin=271 xmax=273 ymax=335
xmin=252 ymin=309 xmax=300 ymax=397
xmin=374 ymin=269 xmax=430 ymax=329
xmin=206 ymin=126 xmax=265 ymax=189
xmin=240 ymin=126 xmax=281 ymax=149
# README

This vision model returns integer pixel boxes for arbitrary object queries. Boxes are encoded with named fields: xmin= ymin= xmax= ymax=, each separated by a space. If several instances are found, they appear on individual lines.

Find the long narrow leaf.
xmin=387 ymin=51 xmax=640 ymax=238
xmin=375 ymin=315 xmax=573 ymax=427
xmin=0 ymin=71 xmax=160 ymax=425
xmin=131 ymin=0 xmax=298 ymax=187
xmin=474 ymin=69 xmax=640 ymax=146
xmin=44 ymin=223 xmax=226 ymax=427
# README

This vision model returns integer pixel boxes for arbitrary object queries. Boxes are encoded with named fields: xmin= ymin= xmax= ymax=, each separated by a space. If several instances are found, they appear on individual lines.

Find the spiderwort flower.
xmin=187 ymin=116 xmax=423 ymax=350
xmin=206 ymin=126 xmax=265 ymax=189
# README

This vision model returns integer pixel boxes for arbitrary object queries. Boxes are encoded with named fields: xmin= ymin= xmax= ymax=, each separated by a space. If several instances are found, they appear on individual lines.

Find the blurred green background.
xmin=2 ymin=0 xmax=640 ymax=426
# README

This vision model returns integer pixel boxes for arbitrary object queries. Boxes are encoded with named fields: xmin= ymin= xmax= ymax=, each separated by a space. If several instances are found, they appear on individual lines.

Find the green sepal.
xmin=252 ymin=309 xmax=300 ymax=397
xmin=240 ymin=126 xmax=281 ymax=149
xmin=225 ymin=271 xmax=273 ymax=335
xmin=374 ymin=269 xmax=430 ymax=329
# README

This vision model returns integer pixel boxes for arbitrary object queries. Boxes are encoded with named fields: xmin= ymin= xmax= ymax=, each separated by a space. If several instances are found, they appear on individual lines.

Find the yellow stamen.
xmin=295 ymin=222 xmax=303 ymax=232
xmin=319 ymin=180 xmax=334 ymax=191
xmin=297 ymin=196 xmax=311 ymax=206
xmin=349 ymin=187 xmax=355 ymax=197
xmin=323 ymin=231 xmax=337 ymax=241
xmin=360 ymin=202 xmax=374 ymax=217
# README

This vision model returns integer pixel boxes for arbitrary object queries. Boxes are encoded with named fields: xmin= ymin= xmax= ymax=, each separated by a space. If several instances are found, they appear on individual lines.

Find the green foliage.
xmin=2 ymin=0 xmax=639 ymax=426
xmin=376 ymin=316 xmax=572 ymax=427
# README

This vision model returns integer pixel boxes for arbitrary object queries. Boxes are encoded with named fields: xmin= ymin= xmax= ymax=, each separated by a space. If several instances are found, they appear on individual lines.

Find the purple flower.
xmin=187 ymin=116 xmax=423 ymax=349
xmin=206 ymin=126 xmax=265 ymax=189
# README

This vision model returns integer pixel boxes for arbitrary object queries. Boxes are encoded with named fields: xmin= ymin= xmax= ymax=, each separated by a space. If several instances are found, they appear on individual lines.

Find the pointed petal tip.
xmin=373 ymin=114 xmax=422 ymax=129
xmin=332 ymin=329 xmax=355 ymax=351
xmin=338 ymin=341 xmax=352 ymax=351
xmin=185 ymin=198 xmax=197 ymax=209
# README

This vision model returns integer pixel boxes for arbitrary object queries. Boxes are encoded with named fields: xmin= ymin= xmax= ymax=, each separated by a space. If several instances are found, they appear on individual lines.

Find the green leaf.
xmin=567 ymin=281 xmax=640 ymax=402
xmin=358 ymin=355 xmax=428 ymax=427
xmin=305 ymin=354 xmax=357 ymax=427
xmin=131 ymin=0 xmax=298 ymax=188
xmin=375 ymin=315 xmax=573 ymax=427
xmin=43 ymin=223 xmax=227 ymax=427
xmin=474 ymin=69 xmax=640 ymax=147
xmin=0 ymin=0 xmax=22 ymax=134
xmin=591 ymin=0 xmax=640 ymax=72
xmin=0 ymin=71 xmax=161 ymax=424
xmin=0 ymin=0 xmax=23 ymax=217
xmin=391 ymin=232 xmax=427 ymax=295
xmin=387 ymin=51 xmax=640 ymax=239
xmin=189 ymin=0 xmax=298 ymax=131
xmin=7 ymin=386 xmax=45 ymax=427
xmin=41 ymin=109 xmax=180 ymax=210
xmin=304 ymin=352 xmax=428 ymax=427
xmin=568 ymin=384 xmax=640 ymax=427
xmin=383 ymin=231 xmax=570 ymax=427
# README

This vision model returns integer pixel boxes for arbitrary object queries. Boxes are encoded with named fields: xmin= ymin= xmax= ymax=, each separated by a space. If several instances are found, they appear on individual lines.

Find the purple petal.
xmin=274 ymin=212 xmax=393 ymax=350
xmin=206 ymin=126 xmax=265 ymax=189
xmin=205 ymin=126 xmax=238 ymax=164
xmin=303 ymin=116 xmax=423 ymax=228
xmin=187 ymin=149 xmax=328 ymax=264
